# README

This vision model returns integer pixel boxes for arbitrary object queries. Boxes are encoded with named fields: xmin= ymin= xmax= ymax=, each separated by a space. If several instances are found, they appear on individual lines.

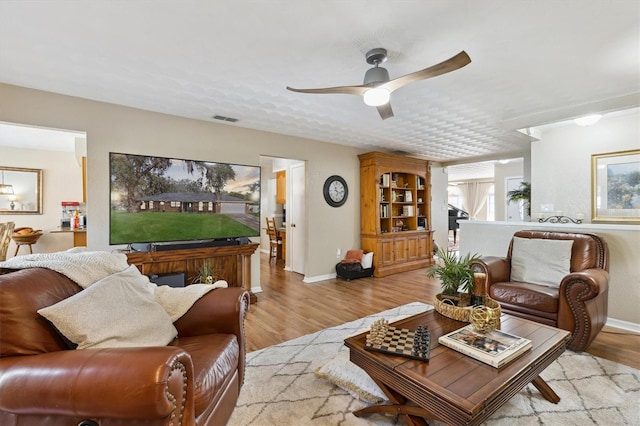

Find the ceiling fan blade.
xmin=286 ymin=85 xmax=369 ymax=96
xmin=377 ymin=103 xmax=394 ymax=120
xmin=380 ymin=51 xmax=471 ymax=93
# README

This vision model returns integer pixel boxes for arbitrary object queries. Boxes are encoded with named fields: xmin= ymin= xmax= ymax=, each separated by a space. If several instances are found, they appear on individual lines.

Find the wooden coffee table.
xmin=344 ymin=310 xmax=570 ymax=426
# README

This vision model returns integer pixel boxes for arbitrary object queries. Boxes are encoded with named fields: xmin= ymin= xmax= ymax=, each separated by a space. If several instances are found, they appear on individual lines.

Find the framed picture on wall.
xmin=591 ymin=149 xmax=640 ymax=223
xmin=0 ymin=167 xmax=43 ymax=215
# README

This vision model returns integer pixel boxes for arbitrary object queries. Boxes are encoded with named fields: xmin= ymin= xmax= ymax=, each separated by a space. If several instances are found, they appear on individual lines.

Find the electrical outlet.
xmin=336 ymin=248 xmax=341 ymax=258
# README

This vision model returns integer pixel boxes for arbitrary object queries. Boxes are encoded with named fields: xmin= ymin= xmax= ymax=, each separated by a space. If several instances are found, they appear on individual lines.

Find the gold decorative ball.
xmin=470 ymin=306 xmax=500 ymax=333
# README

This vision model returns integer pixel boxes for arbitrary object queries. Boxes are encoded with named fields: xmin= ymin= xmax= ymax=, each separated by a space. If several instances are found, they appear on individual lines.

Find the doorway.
xmin=0 ymin=122 xmax=86 ymax=255
xmin=259 ymin=156 xmax=306 ymax=275
xmin=506 ymin=176 xmax=524 ymax=221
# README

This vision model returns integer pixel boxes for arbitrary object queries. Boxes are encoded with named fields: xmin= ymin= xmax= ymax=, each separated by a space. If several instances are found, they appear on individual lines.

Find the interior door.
xmin=506 ymin=177 xmax=524 ymax=221
xmin=290 ymin=163 xmax=306 ymax=274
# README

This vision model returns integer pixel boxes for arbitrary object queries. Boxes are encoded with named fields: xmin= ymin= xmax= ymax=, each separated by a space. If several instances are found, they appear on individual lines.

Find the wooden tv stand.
xmin=126 ymin=243 xmax=259 ymax=303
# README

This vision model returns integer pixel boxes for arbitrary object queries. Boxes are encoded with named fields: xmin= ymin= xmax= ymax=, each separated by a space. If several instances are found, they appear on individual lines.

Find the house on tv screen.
xmin=137 ymin=192 xmax=258 ymax=214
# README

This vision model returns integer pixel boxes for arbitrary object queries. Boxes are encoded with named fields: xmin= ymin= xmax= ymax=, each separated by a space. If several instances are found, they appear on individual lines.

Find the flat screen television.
xmin=109 ymin=152 xmax=260 ymax=246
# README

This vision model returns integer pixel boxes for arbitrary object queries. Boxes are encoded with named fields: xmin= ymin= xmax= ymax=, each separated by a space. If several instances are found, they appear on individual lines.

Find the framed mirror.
xmin=0 ymin=166 xmax=43 ymax=214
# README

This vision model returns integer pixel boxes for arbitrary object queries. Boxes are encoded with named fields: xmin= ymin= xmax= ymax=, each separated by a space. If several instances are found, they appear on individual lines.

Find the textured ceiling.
xmin=1 ymin=1 xmax=638 ymax=163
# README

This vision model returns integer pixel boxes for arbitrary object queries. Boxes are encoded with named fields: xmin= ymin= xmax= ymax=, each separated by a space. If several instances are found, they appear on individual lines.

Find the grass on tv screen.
xmin=110 ymin=211 xmax=259 ymax=244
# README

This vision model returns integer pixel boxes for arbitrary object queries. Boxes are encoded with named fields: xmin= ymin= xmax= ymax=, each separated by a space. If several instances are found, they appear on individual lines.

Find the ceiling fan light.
xmin=363 ymin=88 xmax=390 ymax=106
xmin=573 ymin=114 xmax=602 ymax=126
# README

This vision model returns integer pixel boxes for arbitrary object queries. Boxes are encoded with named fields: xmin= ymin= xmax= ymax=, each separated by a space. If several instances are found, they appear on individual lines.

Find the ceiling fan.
xmin=287 ymin=48 xmax=471 ymax=120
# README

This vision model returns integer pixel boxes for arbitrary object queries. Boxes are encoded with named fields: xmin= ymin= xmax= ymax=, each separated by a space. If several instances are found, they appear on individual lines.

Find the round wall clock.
xmin=323 ymin=175 xmax=348 ymax=207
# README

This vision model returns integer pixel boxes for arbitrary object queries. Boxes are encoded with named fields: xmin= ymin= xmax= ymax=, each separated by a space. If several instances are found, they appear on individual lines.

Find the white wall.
xmin=431 ymin=165 xmax=449 ymax=252
xmin=0 ymin=146 xmax=83 ymax=255
xmin=0 ymin=83 xmax=362 ymax=290
xmin=531 ymin=112 xmax=639 ymax=221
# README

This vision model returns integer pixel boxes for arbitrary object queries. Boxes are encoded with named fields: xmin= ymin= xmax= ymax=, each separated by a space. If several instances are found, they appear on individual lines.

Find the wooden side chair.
xmin=0 ymin=221 xmax=15 ymax=261
xmin=265 ymin=217 xmax=282 ymax=264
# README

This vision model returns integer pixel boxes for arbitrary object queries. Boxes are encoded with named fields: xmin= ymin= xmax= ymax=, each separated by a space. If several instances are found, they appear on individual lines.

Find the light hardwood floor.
xmin=245 ymin=253 xmax=640 ymax=370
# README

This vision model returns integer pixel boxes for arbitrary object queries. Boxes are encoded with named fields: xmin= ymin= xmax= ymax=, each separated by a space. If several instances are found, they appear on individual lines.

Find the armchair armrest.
xmin=173 ymin=287 xmax=250 ymax=384
xmin=173 ymin=287 xmax=249 ymax=337
xmin=560 ymin=268 xmax=609 ymax=302
xmin=471 ymin=256 xmax=511 ymax=286
xmin=0 ymin=347 xmax=194 ymax=421
xmin=558 ymin=268 xmax=610 ymax=351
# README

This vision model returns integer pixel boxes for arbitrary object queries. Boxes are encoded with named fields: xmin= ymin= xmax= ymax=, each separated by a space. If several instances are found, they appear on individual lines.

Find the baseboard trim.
xmin=303 ymin=273 xmax=337 ymax=283
xmin=606 ymin=317 xmax=640 ymax=334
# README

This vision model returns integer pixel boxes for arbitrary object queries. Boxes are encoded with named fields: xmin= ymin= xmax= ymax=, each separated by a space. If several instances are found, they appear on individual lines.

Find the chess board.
xmin=364 ymin=323 xmax=430 ymax=361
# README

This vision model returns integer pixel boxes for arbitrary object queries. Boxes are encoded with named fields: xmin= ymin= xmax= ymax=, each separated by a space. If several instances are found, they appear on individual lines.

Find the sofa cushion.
xmin=170 ymin=334 xmax=239 ymax=416
xmin=361 ymin=252 xmax=374 ymax=269
xmin=38 ymin=265 xmax=178 ymax=349
xmin=0 ymin=268 xmax=81 ymax=356
xmin=511 ymin=237 xmax=573 ymax=287
xmin=490 ymin=281 xmax=559 ymax=314
xmin=341 ymin=249 xmax=363 ymax=264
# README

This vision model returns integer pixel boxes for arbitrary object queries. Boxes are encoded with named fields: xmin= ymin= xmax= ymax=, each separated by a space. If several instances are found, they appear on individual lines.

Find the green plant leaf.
xmin=427 ymin=247 xmax=482 ymax=294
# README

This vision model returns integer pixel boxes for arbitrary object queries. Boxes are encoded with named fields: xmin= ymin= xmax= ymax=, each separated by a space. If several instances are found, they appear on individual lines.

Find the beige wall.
xmin=0 ymin=83 xmax=362 ymax=288
xmin=0 ymin=146 xmax=84 ymax=255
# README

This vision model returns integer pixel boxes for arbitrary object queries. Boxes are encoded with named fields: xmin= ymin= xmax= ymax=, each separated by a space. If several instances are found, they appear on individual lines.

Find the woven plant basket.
xmin=434 ymin=293 xmax=501 ymax=323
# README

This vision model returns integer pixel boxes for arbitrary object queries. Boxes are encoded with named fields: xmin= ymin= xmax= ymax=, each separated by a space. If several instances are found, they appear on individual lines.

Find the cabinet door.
xmin=276 ymin=171 xmax=286 ymax=204
xmin=394 ymin=236 xmax=408 ymax=263
xmin=406 ymin=235 xmax=420 ymax=261
xmin=418 ymin=234 xmax=432 ymax=259
xmin=377 ymin=238 xmax=395 ymax=266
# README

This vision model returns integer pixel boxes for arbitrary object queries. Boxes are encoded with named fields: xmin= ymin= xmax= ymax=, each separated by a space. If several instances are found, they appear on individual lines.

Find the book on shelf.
xmin=438 ymin=324 xmax=532 ymax=368
xmin=381 ymin=173 xmax=390 ymax=187
xmin=380 ymin=204 xmax=389 ymax=218
xmin=402 ymin=205 xmax=414 ymax=217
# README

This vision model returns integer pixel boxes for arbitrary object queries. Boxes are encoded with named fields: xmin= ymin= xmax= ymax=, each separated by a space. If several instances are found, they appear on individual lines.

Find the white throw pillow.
xmin=361 ymin=252 xmax=374 ymax=269
xmin=315 ymin=351 xmax=386 ymax=404
xmin=510 ymin=237 xmax=574 ymax=288
xmin=38 ymin=265 xmax=177 ymax=349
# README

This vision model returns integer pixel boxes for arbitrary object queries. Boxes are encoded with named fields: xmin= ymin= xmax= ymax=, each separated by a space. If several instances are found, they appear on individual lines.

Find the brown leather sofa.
xmin=0 ymin=267 xmax=250 ymax=426
xmin=472 ymin=230 xmax=609 ymax=352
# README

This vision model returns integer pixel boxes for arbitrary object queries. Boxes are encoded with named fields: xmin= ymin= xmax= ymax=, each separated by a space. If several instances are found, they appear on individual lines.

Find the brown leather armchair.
xmin=471 ymin=230 xmax=609 ymax=352
xmin=0 ymin=267 xmax=250 ymax=426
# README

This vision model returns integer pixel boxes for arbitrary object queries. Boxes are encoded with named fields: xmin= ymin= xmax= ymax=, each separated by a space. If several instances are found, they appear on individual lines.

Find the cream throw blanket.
xmin=0 ymin=249 xmax=227 ymax=321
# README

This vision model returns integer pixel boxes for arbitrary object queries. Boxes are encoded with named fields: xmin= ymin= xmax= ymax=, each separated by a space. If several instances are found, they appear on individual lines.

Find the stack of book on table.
xmin=438 ymin=324 xmax=532 ymax=368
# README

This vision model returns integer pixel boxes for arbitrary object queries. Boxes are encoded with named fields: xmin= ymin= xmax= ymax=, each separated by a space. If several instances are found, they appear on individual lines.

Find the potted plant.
xmin=428 ymin=247 xmax=481 ymax=304
xmin=194 ymin=259 xmax=216 ymax=284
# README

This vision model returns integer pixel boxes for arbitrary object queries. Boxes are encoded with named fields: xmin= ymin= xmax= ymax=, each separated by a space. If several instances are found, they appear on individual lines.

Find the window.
xmin=448 ymin=185 xmax=463 ymax=209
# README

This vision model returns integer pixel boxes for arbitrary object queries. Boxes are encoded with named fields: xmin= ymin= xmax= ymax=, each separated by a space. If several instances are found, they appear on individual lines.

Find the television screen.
xmin=109 ymin=152 xmax=260 ymax=245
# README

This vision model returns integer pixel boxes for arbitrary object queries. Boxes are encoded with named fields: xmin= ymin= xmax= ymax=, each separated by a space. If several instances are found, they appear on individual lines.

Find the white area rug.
xmin=229 ymin=302 xmax=640 ymax=425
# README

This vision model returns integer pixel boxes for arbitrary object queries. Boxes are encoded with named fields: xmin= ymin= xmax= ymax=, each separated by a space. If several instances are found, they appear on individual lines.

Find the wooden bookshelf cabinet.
xmin=358 ymin=152 xmax=434 ymax=277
